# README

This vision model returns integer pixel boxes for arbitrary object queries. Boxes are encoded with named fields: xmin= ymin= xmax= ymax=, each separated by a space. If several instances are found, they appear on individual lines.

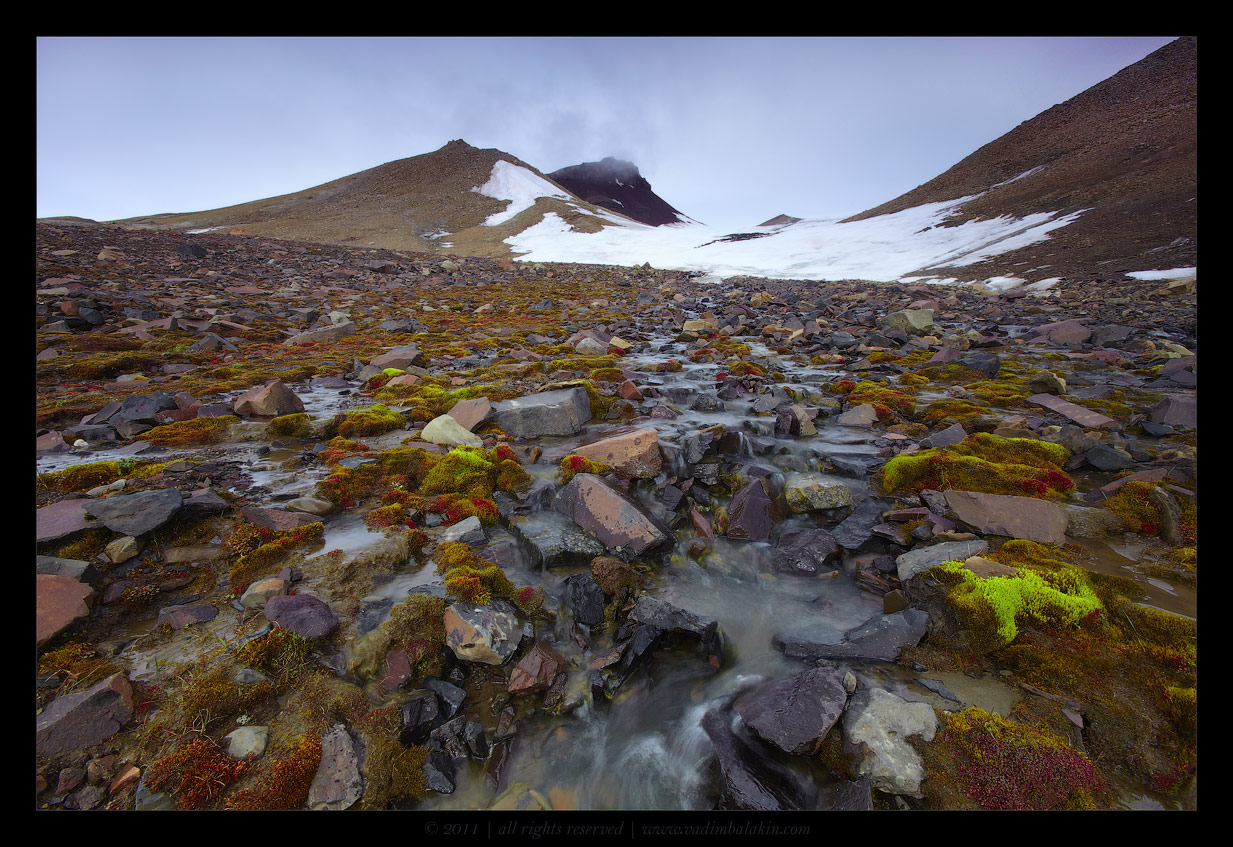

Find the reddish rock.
xmin=944 ymin=490 xmax=1070 ymax=545
xmin=240 ymin=505 xmax=322 ymax=533
xmin=232 ymin=379 xmax=306 ymax=417
xmin=36 ymin=499 xmax=95 ymax=545
xmin=554 ymin=473 xmax=672 ymax=559
xmin=726 ymin=478 xmax=784 ymax=542
xmin=508 ymin=642 xmax=567 ymax=695
xmin=109 ymin=765 xmax=141 ymax=796
xmin=36 ymin=673 xmax=134 ymax=755
xmin=618 ymin=380 xmax=644 ymax=401
xmin=446 ymin=396 xmax=493 ymax=431
xmin=570 ymin=427 xmax=662 ymax=479
xmin=37 ymin=574 xmax=94 ymax=648
xmin=1026 ymin=393 xmax=1119 ymax=429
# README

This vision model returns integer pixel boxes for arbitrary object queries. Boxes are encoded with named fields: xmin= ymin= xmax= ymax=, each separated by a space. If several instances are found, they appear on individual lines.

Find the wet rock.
xmin=896 ymin=539 xmax=989 ymax=582
xmin=398 ymin=691 xmax=441 ymax=744
xmin=1027 ymin=370 xmax=1068 ymax=395
xmin=819 ymin=776 xmax=874 ymax=811
xmin=771 ymin=528 xmax=842 ymax=574
xmin=421 ymin=413 xmax=483 ymax=447
xmin=508 ymin=511 xmax=607 ymax=569
xmin=570 ymin=427 xmax=662 ymax=479
xmin=554 ymin=473 xmax=672 ymax=560
xmin=701 ymin=707 xmax=815 ymax=811
xmin=240 ymin=577 xmax=287 ymax=610
xmin=493 ymin=387 xmax=591 ymax=438
xmin=263 ymin=593 xmax=339 ymax=639
xmin=776 ymin=610 xmax=928 ymax=663
xmin=37 ymin=574 xmax=94 ymax=648
xmin=726 ymin=478 xmax=784 ymax=542
xmin=36 ymin=672 xmax=134 ymax=756
xmin=783 ymin=473 xmax=853 ymax=513
xmin=628 ymin=596 xmax=723 ymax=661
xmin=443 ymin=600 xmax=529 ymax=665
xmin=831 ymin=499 xmax=889 ymax=550
xmin=308 ymin=724 xmax=364 ymax=810
xmin=944 ymin=490 xmax=1069 ymax=545
xmin=841 ymin=686 xmax=936 ymax=798
xmin=232 ymin=379 xmax=306 ymax=417
xmin=83 ymin=488 xmax=182 ymax=536
xmin=1063 ymin=504 xmax=1124 ymax=538
xmin=488 ymin=782 xmax=549 ymax=810
xmin=591 ymin=556 xmax=642 ymax=596
xmin=369 ymin=344 xmax=424 ymax=370
xmin=835 ymin=404 xmax=879 ymax=427
xmin=735 ymin=666 xmax=848 ymax=755
xmin=508 ymin=641 xmax=568 ymax=695
xmin=958 ymin=351 xmax=1001 ymax=378
xmin=285 ymin=496 xmax=335 ymax=516
xmin=562 ymin=572 xmax=604 ymax=626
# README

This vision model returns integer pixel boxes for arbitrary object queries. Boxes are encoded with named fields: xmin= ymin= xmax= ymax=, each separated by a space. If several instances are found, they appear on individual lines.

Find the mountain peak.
xmin=548 ymin=158 xmax=690 ymax=227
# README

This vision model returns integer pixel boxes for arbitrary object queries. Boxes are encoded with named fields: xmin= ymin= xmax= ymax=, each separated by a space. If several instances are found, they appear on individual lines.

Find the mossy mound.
xmin=142 ymin=415 xmax=238 ymax=446
xmin=228 ymin=522 xmax=324 ymax=589
xmin=558 ymin=455 xmax=610 ymax=485
xmin=337 ymin=404 xmax=406 ymax=438
xmin=926 ymin=559 xmax=1102 ymax=654
xmin=268 ymin=412 xmax=313 ymax=439
xmin=876 ymin=433 xmax=1072 ymax=499
xmin=919 ymin=708 xmax=1111 ymax=810
xmin=38 ymin=458 xmax=169 ymax=493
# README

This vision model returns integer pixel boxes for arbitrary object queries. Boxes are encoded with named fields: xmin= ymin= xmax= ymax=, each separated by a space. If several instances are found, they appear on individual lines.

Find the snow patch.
xmin=472 ymin=160 xmax=573 ymax=227
xmin=504 ymin=194 xmax=1085 ymax=283
xmin=1127 ymin=267 xmax=1196 ymax=281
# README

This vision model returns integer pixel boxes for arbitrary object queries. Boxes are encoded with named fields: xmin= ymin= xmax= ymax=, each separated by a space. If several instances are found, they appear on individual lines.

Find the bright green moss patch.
xmin=966 ymin=380 xmax=1032 ymax=407
xmin=843 ymin=380 xmax=916 ymax=416
xmin=927 ymin=560 xmax=1102 ymax=653
xmin=419 ymin=446 xmax=495 ymax=499
xmin=143 ymin=415 xmax=238 ymax=446
xmin=916 ymin=399 xmax=986 ymax=425
xmin=920 ymin=708 xmax=1110 ymax=810
xmin=876 ymin=433 xmax=1073 ymax=499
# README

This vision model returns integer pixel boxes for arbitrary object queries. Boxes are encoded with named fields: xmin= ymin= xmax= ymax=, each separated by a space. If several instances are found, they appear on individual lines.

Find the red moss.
xmin=145 ymin=739 xmax=249 ymax=810
xmin=224 ymin=733 xmax=322 ymax=810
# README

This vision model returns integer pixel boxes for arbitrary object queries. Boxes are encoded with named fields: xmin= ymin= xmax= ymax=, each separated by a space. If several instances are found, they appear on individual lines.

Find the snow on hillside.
xmin=472 ymin=160 xmax=573 ymax=226
xmin=502 ymin=192 xmax=1083 ymax=285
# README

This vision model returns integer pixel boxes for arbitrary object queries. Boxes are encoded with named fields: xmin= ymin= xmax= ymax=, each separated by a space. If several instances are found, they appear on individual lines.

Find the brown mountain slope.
xmin=109 ymin=140 xmax=633 ymax=256
xmin=845 ymin=36 xmax=1196 ymax=282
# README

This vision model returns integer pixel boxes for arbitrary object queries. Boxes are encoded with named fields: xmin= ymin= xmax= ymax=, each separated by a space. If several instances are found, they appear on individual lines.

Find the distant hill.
xmin=107 ymin=140 xmax=638 ymax=257
xmin=844 ymin=36 xmax=1196 ymax=282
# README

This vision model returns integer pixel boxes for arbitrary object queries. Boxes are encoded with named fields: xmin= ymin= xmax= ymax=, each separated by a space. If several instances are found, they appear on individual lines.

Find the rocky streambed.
xmin=35 ymin=222 xmax=1197 ymax=812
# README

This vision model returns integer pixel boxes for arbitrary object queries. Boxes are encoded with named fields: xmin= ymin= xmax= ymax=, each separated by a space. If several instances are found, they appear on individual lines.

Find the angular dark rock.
xmin=554 ymin=473 xmax=672 ymax=560
xmin=700 ymin=707 xmax=815 ymax=811
xmin=36 ymin=673 xmax=134 ymax=755
xmin=563 ymin=572 xmax=605 ymax=626
xmin=771 ymin=528 xmax=842 ymax=574
xmin=735 ymin=665 xmax=849 ymax=755
xmin=263 ymin=593 xmax=339 ymax=639
xmin=83 ymin=488 xmax=182 ymax=536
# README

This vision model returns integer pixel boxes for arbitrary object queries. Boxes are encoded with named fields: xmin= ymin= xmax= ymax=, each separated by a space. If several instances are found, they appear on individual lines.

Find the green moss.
xmin=337 ymin=404 xmax=405 ymax=438
xmin=268 ymin=412 xmax=313 ymax=439
xmin=558 ymin=454 xmax=610 ymax=484
xmin=914 ymin=363 xmax=988 ymax=384
xmin=419 ymin=446 xmax=495 ymax=499
xmin=38 ymin=458 xmax=170 ymax=493
xmin=229 ymin=522 xmax=324 ymax=589
xmin=843 ymin=380 xmax=915 ymax=417
xmin=142 ymin=415 xmax=237 ymax=446
xmin=927 ymin=560 xmax=1102 ymax=653
xmin=233 ymin=627 xmax=316 ymax=686
xmin=876 ymin=433 xmax=1073 ymax=499
xmin=966 ymin=380 xmax=1032 ymax=407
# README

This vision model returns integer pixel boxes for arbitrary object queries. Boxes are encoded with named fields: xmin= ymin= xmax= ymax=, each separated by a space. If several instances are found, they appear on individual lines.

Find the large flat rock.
xmin=944 ymin=490 xmax=1069 ymax=545
xmin=1026 ymin=394 xmax=1118 ymax=429
xmin=896 ymin=539 xmax=989 ymax=582
xmin=493 ymin=387 xmax=591 ymax=438
xmin=37 ymin=574 xmax=94 ymax=648
xmin=36 ymin=499 xmax=96 ymax=545
xmin=83 ymin=488 xmax=183 ymax=536
xmin=735 ymin=666 xmax=848 ymax=755
xmin=36 ymin=672 xmax=134 ymax=756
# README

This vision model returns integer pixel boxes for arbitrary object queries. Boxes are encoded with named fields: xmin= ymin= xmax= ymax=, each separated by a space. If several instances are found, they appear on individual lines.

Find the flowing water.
xmin=37 ymin=330 xmax=1196 ymax=810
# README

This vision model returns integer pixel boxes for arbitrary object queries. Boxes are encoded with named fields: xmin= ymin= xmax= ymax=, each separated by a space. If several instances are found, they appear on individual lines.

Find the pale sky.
xmin=36 ymin=36 xmax=1180 ymax=232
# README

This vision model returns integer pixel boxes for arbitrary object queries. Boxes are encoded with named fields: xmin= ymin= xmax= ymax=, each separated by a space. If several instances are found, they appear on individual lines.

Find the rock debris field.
xmin=35 ymin=222 xmax=1197 ymax=811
